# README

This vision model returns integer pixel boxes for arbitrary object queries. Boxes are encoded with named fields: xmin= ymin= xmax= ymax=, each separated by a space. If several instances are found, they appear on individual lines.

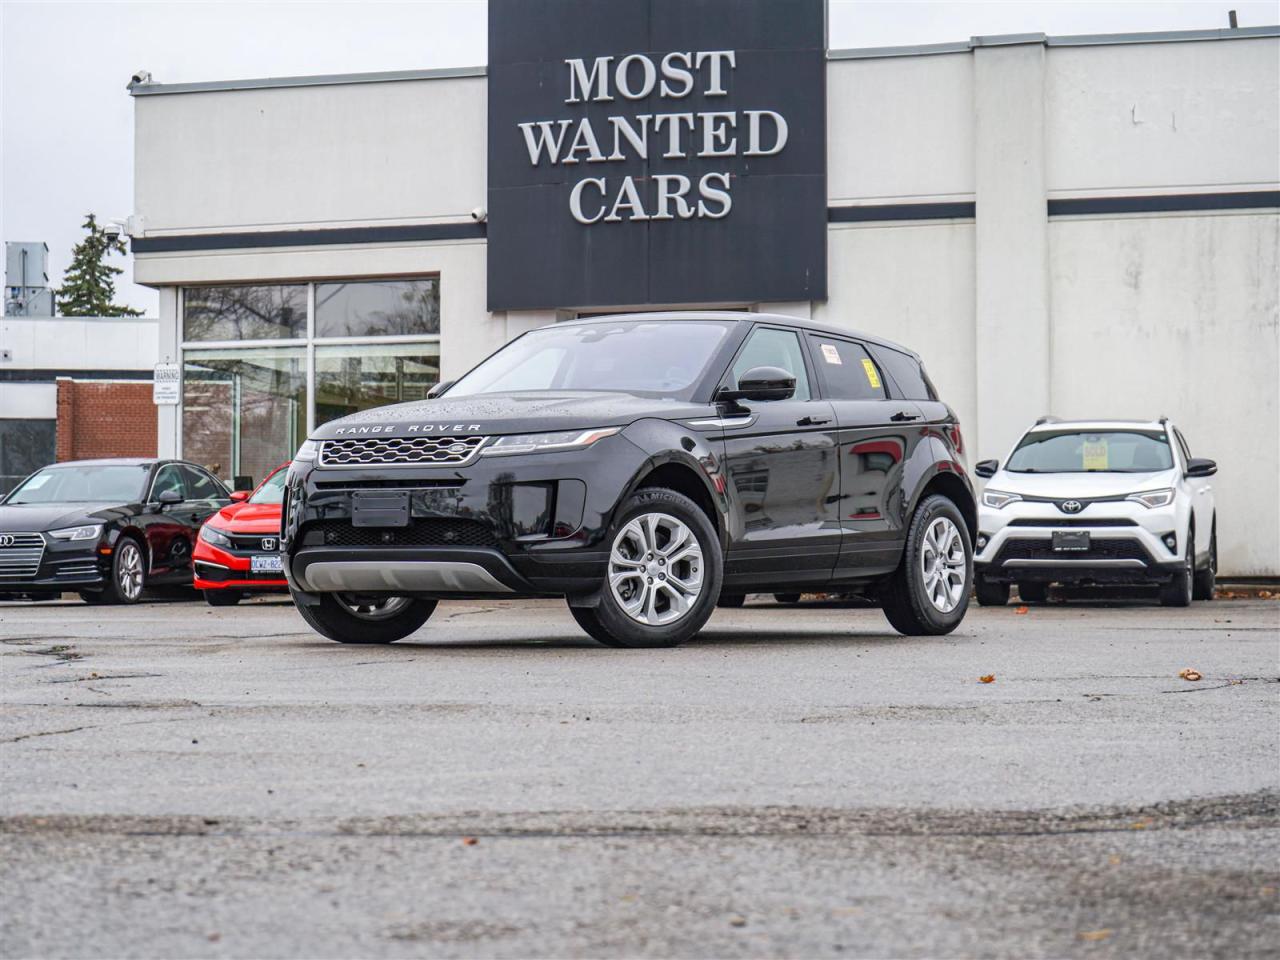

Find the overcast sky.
xmin=3 ymin=0 xmax=1276 ymax=316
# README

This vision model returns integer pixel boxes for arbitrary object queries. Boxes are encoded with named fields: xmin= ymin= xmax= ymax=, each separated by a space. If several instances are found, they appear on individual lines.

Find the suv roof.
xmin=564 ymin=311 xmax=923 ymax=361
xmin=1026 ymin=419 xmax=1169 ymax=433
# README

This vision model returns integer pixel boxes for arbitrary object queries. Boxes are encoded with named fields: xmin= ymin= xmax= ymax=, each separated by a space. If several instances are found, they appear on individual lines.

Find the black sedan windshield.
xmin=1007 ymin=431 xmax=1174 ymax=473
xmin=447 ymin=320 xmax=734 ymax=399
xmin=5 ymin=464 xmax=150 ymax=504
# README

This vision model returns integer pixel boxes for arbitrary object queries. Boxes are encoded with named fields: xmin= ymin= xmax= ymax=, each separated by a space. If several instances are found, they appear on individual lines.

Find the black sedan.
xmin=0 ymin=458 xmax=232 ymax=603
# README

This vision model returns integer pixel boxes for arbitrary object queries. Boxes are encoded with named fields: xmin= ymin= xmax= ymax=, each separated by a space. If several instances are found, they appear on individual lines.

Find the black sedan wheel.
xmin=88 ymin=537 xmax=147 ymax=605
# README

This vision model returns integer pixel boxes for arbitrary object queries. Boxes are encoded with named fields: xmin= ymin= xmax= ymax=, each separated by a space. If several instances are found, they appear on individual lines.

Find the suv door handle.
xmin=796 ymin=416 xmax=830 ymax=427
xmin=890 ymin=411 xmax=921 ymax=422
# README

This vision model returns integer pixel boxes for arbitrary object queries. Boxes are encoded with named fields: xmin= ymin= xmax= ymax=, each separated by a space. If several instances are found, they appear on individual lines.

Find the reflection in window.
xmin=183 ymin=285 xmax=307 ymax=342
xmin=182 ymin=347 xmax=305 ymax=487
xmin=314 ymin=279 xmax=439 ymax=338
xmin=314 ymin=343 xmax=440 ymax=427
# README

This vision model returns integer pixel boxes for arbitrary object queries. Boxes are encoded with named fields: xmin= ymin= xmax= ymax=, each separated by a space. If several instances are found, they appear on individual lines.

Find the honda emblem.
xmin=261 ymin=538 xmax=277 ymax=551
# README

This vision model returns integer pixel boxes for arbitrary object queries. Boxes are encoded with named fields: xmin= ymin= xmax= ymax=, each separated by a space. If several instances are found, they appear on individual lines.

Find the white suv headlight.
xmin=48 ymin=524 xmax=103 ymax=541
xmin=1126 ymin=488 xmax=1175 ymax=508
xmin=982 ymin=489 xmax=1022 ymax=509
xmin=481 ymin=428 xmax=620 ymax=457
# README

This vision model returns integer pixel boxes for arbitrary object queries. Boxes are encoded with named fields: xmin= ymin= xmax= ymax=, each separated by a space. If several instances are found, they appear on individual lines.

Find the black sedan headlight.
xmin=48 ymin=524 xmax=103 ymax=542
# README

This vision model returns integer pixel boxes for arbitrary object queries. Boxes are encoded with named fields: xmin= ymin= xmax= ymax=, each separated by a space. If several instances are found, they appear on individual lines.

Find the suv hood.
xmin=0 ymin=502 xmax=130 ymax=533
xmin=988 ymin=470 xmax=1175 ymax=499
xmin=312 ymin=391 xmax=716 ymax=440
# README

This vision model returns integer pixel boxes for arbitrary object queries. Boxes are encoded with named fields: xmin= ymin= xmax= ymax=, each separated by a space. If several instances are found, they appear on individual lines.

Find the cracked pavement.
xmin=1 ymin=595 xmax=1277 ymax=957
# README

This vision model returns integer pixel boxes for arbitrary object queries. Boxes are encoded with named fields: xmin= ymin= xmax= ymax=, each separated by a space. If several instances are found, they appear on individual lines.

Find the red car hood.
xmin=211 ymin=501 xmax=282 ymax=533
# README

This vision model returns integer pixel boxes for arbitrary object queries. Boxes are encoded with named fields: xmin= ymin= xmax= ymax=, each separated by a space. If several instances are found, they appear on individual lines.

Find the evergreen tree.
xmin=55 ymin=213 xmax=143 ymax=317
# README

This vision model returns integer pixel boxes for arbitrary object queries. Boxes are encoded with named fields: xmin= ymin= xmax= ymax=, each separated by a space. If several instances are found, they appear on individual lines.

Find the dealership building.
xmin=127 ymin=10 xmax=1279 ymax=575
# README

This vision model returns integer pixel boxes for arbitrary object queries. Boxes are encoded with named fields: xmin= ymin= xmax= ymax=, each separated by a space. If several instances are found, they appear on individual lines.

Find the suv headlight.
xmin=292 ymin=439 xmax=319 ymax=462
xmin=481 ymin=428 xmax=620 ymax=457
xmin=48 ymin=524 xmax=103 ymax=541
xmin=1126 ymin=488 xmax=1175 ymax=509
xmin=199 ymin=524 xmax=233 ymax=548
xmin=982 ymin=489 xmax=1022 ymax=509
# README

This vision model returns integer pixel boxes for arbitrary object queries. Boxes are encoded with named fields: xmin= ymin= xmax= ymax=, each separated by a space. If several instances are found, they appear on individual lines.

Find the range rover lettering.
xmin=282 ymin=313 xmax=978 ymax=647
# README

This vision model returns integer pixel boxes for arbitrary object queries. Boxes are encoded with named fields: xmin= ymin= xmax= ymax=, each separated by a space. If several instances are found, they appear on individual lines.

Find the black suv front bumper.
xmin=283 ymin=434 xmax=650 ymax=600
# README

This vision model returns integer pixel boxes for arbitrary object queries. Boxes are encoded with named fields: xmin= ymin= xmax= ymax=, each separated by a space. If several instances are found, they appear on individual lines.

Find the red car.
xmin=193 ymin=463 xmax=289 ymax=605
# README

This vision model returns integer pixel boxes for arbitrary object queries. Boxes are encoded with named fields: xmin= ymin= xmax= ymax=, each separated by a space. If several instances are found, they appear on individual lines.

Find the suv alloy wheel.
xmin=570 ymin=488 xmax=722 ymax=648
xmin=881 ymin=494 xmax=972 ymax=635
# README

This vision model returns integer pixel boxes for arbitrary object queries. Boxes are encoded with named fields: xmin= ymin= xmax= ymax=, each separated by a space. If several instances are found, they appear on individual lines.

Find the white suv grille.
xmin=0 ymin=533 xmax=46 ymax=580
xmin=319 ymin=436 xmax=488 ymax=467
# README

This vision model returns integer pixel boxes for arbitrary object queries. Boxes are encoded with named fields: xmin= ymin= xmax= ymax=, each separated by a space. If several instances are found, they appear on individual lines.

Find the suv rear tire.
xmin=1017 ymin=581 xmax=1049 ymax=604
xmin=569 ymin=488 xmax=722 ymax=648
xmin=1192 ymin=522 xmax=1217 ymax=601
xmin=294 ymin=592 xmax=438 ymax=643
xmin=204 ymin=590 xmax=243 ymax=607
xmin=881 ymin=495 xmax=972 ymax=636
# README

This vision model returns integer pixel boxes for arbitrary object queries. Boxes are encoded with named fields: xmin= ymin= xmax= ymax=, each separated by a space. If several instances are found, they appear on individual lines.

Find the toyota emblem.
xmin=1060 ymin=500 xmax=1083 ymax=514
xmin=0 ymin=534 xmax=14 ymax=547
xmin=261 ymin=538 xmax=277 ymax=551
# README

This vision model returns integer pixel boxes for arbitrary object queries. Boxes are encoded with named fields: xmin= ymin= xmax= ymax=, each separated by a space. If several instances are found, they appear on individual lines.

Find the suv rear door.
xmin=806 ymin=334 xmax=927 ymax=577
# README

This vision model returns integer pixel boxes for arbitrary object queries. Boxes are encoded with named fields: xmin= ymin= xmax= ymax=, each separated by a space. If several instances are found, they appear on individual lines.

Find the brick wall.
xmin=55 ymin=379 xmax=157 ymax=462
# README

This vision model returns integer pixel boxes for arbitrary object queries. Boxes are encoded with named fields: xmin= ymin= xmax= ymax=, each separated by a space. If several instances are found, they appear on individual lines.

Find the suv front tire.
xmin=570 ymin=488 xmax=722 ymax=648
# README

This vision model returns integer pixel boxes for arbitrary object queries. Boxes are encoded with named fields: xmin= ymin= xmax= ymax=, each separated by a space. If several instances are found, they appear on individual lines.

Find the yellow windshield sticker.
xmin=1082 ymin=439 xmax=1109 ymax=470
xmin=861 ymin=358 xmax=881 ymax=389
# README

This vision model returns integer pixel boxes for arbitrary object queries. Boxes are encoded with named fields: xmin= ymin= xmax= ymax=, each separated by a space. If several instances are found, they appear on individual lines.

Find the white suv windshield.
xmin=447 ymin=321 xmax=734 ymax=399
xmin=1007 ymin=430 xmax=1174 ymax=474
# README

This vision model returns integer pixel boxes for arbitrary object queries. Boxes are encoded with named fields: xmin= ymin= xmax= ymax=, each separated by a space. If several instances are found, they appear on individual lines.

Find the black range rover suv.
xmin=283 ymin=313 xmax=977 ymax=647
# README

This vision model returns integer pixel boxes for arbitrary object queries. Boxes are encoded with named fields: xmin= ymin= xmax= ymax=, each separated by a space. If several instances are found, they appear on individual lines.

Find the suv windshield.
xmin=249 ymin=467 xmax=287 ymax=505
xmin=447 ymin=320 xmax=734 ymax=399
xmin=5 ymin=464 xmax=150 ymax=504
xmin=1007 ymin=430 xmax=1174 ymax=474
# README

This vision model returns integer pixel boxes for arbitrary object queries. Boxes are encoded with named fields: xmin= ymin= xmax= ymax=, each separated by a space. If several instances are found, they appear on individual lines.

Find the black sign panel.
xmin=487 ymin=0 xmax=827 ymax=312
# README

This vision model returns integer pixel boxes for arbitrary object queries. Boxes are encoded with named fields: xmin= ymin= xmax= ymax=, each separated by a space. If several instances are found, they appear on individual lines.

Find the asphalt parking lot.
xmin=1 ymin=593 xmax=1277 ymax=958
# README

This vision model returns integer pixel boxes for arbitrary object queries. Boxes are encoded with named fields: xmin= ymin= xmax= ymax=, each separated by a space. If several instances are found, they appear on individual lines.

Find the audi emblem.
xmin=261 ymin=538 xmax=277 ymax=551
xmin=0 ymin=534 xmax=14 ymax=547
xmin=1060 ymin=500 xmax=1084 ymax=514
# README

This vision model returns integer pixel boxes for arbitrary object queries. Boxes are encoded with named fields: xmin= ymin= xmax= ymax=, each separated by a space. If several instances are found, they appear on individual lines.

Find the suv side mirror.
xmin=1186 ymin=457 xmax=1217 ymax=478
xmin=427 ymin=380 xmax=454 ymax=399
xmin=229 ymin=490 xmax=251 ymax=503
xmin=718 ymin=366 xmax=796 ymax=404
xmin=974 ymin=459 xmax=999 ymax=479
xmin=156 ymin=489 xmax=184 ymax=506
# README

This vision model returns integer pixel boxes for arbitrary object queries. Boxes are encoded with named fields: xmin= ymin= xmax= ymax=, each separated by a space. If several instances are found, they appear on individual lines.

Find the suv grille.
xmin=320 ymin=436 xmax=487 ymax=467
xmin=303 ymin=518 xmax=498 ymax=548
xmin=996 ymin=538 xmax=1151 ymax=564
xmin=0 ymin=533 xmax=45 ymax=580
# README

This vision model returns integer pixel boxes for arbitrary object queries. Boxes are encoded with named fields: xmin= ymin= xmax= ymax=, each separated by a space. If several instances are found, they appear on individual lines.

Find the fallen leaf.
xmin=1014 ymin=606 xmax=1029 ymax=615
xmin=462 ymin=836 xmax=478 ymax=846
xmin=1259 ymin=590 xmax=1273 ymax=599
xmin=728 ymin=915 xmax=747 ymax=928
xmin=979 ymin=674 xmax=995 ymax=684
xmin=1078 ymin=929 xmax=1112 ymax=942
xmin=1108 ymin=854 xmax=1121 ymax=865
xmin=1178 ymin=668 xmax=1202 ymax=682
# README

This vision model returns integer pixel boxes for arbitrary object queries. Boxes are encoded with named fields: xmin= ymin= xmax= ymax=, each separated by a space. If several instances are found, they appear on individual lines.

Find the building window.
xmin=315 ymin=279 xmax=439 ymax=338
xmin=180 ymin=278 xmax=440 ymax=486
xmin=182 ymin=347 xmax=306 ymax=487
xmin=183 ymin=284 xmax=307 ymax=342
xmin=315 ymin=343 xmax=441 ymax=428
xmin=0 ymin=419 xmax=56 ymax=495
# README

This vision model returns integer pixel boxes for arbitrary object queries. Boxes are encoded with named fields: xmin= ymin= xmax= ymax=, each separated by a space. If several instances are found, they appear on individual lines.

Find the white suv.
xmin=973 ymin=419 xmax=1217 ymax=607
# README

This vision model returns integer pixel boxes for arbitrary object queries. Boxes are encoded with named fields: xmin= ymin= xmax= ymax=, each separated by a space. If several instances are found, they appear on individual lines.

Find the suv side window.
xmin=150 ymin=464 xmax=184 ymax=502
xmin=867 ymin=345 xmax=933 ymax=401
xmin=730 ymin=327 xmax=811 ymax=401
xmin=807 ymin=336 xmax=887 ymax=400
xmin=181 ymin=465 xmax=226 ymax=501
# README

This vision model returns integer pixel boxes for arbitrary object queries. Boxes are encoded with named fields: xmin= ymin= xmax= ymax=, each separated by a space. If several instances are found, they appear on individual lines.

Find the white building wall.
xmin=0 ymin=316 xmax=158 ymax=370
xmin=135 ymin=75 xmax=487 ymax=233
